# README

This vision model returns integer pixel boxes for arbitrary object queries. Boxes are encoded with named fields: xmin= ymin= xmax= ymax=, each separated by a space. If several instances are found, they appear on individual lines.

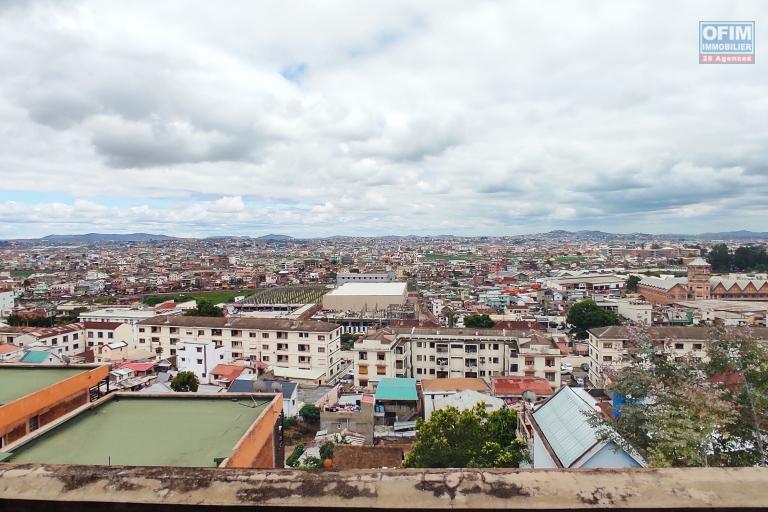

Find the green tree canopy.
xmin=566 ymin=300 xmax=620 ymax=333
xmin=184 ymin=300 xmax=224 ymax=317
xmin=707 ymin=243 xmax=732 ymax=272
xmin=626 ymin=275 xmax=641 ymax=292
xmin=404 ymin=404 xmax=528 ymax=468
xmin=299 ymin=404 xmax=320 ymax=424
xmin=592 ymin=325 xmax=767 ymax=467
xmin=170 ymin=371 xmax=199 ymax=392
xmin=463 ymin=314 xmax=495 ymax=328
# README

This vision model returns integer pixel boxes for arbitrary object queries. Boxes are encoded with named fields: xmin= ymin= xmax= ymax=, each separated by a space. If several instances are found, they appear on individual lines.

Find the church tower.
xmin=687 ymin=257 xmax=711 ymax=300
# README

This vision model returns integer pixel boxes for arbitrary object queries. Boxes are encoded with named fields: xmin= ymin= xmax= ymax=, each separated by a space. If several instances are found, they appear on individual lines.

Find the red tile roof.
xmin=0 ymin=343 xmax=21 ymax=355
xmin=83 ymin=321 xmax=123 ymax=330
xmin=211 ymin=364 xmax=246 ymax=382
xmin=117 ymin=362 xmax=157 ymax=373
xmin=492 ymin=376 xmax=553 ymax=397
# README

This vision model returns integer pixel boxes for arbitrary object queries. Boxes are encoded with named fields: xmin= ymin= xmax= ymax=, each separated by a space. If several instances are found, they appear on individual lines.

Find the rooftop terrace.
xmin=0 ymin=367 xmax=85 ymax=405
xmin=5 ymin=396 xmax=271 ymax=467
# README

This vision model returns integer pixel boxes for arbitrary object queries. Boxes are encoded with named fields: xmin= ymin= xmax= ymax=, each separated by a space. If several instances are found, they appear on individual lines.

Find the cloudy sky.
xmin=0 ymin=1 xmax=766 ymax=238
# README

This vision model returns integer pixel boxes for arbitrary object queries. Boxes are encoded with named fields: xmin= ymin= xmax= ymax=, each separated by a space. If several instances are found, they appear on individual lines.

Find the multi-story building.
xmin=0 ymin=288 xmax=15 ymax=318
xmin=587 ymin=325 xmax=768 ymax=386
xmin=136 ymin=316 xmax=343 ymax=384
xmin=176 ymin=339 xmax=226 ymax=384
xmin=353 ymin=327 xmax=563 ymax=389
xmin=13 ymin=323 xmax=86 ymax=358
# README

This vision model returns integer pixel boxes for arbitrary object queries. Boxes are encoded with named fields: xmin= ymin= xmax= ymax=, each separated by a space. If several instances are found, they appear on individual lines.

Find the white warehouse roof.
xmin=326 ymin=282 xmax=407 ymax=296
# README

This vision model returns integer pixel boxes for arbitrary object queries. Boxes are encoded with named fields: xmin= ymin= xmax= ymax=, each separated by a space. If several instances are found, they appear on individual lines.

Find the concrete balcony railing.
xmin=0 ymin=465 xmax=765 ymax=511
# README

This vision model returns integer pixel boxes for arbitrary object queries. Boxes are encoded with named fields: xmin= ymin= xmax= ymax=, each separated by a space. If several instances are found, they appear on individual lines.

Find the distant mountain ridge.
xmin=4 ymin=230 xmax=767 ymax=243
xmin=39 ymin=233 xmax=176 ymax=243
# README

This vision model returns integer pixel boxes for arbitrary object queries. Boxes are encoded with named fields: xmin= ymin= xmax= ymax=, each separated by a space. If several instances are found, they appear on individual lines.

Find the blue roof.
xmin=20 ymin=351 xmax=49 ymax=364
xmin=375 ymin=378 xmax=417 ymax=401
xmin=532 ymin=386 xmax=599 ymax=467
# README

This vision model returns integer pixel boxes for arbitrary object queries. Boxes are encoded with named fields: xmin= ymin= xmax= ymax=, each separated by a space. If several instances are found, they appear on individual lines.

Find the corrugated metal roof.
xmin=532 ymin=386 xmax=598 ymax=467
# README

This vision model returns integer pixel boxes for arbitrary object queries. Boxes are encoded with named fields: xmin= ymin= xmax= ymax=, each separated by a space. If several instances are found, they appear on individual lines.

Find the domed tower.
xmin=687 ymin=257 xmax=711 ymax=300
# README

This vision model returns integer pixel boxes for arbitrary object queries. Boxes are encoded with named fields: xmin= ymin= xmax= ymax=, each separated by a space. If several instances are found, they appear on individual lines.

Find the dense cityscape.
xmin=1 ymin=0 xmax=767 ymax=510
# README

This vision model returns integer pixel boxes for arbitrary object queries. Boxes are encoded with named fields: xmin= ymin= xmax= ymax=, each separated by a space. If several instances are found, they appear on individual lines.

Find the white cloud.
xmin=0 ymin=0 xmax=766 ymax=237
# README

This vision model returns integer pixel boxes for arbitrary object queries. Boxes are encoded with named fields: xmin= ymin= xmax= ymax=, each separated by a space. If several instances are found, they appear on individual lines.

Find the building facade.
xmin=353 ymin=327 xmax=563 ymax=389
xmin=136 ymin=316 xmax=344 ymax=384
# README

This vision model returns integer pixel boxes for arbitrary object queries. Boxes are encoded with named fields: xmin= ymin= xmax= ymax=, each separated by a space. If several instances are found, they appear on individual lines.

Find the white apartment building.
xmin=353 ymin=327 xmax=563 ymax=389
xmin=176 ymin=339 xmax=226 ymax=384
xmin=13 ymin=323 xmax=86 ymax=358
xmin=136 ymin=316 xmax=344 ymax=384
xmin=587 ymin=325 xmax=768 ymax=387
xmin=0 ymin=289 xmax=14 ymax=318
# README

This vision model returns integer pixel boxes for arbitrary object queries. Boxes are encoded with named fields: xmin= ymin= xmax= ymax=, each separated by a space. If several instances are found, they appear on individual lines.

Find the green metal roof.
xmin=19 ymin=351 xmax=50 ymax=364
xmin=7 ymin=397 xmax=270 ymax=467
xmin=375 ymin=378 xmax=418 ymax=401
xmin=0 ymin=368 xmax=85 ymax=405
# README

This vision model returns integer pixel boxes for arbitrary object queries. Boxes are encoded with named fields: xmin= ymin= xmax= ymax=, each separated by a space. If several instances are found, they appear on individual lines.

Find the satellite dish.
xmin=253 ymin=381 xmax=268 ymax=393
xmin=522 ymin=390 xmax=537 ymax=403
xmin=61 ymin=354 xmax=71 ymax=365
xmin=271 ymin=382 xmax=283 ymax=393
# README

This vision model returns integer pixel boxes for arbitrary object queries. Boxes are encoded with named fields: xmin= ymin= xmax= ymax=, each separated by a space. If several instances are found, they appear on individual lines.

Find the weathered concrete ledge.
xmin=0 ymin=464 xmax=766 ymax=510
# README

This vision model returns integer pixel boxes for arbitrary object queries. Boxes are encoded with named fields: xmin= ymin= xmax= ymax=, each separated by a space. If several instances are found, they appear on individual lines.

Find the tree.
xmin=170 ymin=371 xmax=199 ymax=392
xmin=404 ymin=404 xmax=528 ymax=468
xmin=184 ymin=300 xmax=224 ymax=317
xmin=286 ymin=444 xmax=305 ymax=467
xmin=707 ymin=244 xmax=732 ymax=272
xmin=626 ymin=275 xmax=641 ymax=292
xmin=340 ymin=332 xmax=358 ymax=351
xmin=591 ymin=325 xmax=767 ymax=467
xmin=566 ymin=300 xmax=619 ymax=334
xmin=299 ymin=404 xmax=320 ymax=424
xmin=319 ymin=441 xmax=335 ymax=460
xmin=463 ymin=314 xmax=495 ymax=328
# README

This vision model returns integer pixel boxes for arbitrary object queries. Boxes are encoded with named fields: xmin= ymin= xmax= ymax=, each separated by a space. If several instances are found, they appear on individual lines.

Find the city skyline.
xmin=1 ymin=0 xmax=766 ymax=239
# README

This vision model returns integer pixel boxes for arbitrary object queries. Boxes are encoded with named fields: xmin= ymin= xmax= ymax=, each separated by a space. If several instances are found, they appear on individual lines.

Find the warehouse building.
xmin=322 ymin=282 xmax=408 ymax=311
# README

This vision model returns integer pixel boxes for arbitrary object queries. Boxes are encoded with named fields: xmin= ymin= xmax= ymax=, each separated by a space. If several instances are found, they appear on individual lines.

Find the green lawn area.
xmin=9 ymin=269 xmax=35 ymax=278
xmin=142 ymin=290 xmax=255 ymax=306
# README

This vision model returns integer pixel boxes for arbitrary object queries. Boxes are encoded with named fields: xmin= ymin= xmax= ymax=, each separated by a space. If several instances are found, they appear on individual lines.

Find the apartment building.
xmin=136 ymin=316 xmax=343 ymax=384
xmin=13 ymin=323 xmax=86 ymax=358
xmin=353 ymin=327 xmax=563 ymax=389
xmin=587 ymin=325 xmax=768 ymax=386
xmin=177 ymin=339 xmax=226 ymax=384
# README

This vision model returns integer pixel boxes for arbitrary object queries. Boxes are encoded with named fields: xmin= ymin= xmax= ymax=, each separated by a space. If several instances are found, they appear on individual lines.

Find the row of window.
xmin=141 ymin=326 xmax=328 ymax=341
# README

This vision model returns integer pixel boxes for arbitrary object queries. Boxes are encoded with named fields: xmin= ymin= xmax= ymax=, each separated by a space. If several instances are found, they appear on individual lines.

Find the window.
xmin=232 ymin=341 xmax=243 ymax=348
xmin=212 ymin=329 xmax=222 ymax=336
xmin=416 ymin=355 xmax=423 ymax=362
xmin=276 ymin=332 xmax=287 ymax=339
xmin=545 ymin=372 xmax=556 ymax=382
xmin=196 ymin=347 xmax=202 ymax=353
xmin=603 ymin=355 xmax=613 ymax=362
xmin=51 ymin=338 xmax=58 ymax=346
xmin=88 ymin=331 xmax=94 ymax=338
xmin=262 ymin=344 xmax=269 ymax=350
xmin=139 ymin=327 xmax=145 ymax=333
xmin=416 ymin=368 xmax=423 ymax=375
xmin=231 ymin=330 xmax=241 ymax=337
xmin=262 ymin=333 xmax=269 ymax=338
xmin=263 ymin=356 xmax=270 ymax=362
xmin=97 ymin=332 xmax=103 ymax=339
xmin=107 ymin=332 xmax=113 ymax=339
xmin=139 ymin=338 xmax=146 ymax=344
xmin=196 ymin=359 xmax=203 ymax=364
xmin=358 ymin=352 xmax=367 ymax=360
xmin=197 ymin=330 xmax=204 ymax=336
xmin=451 ymin=344 xmax=462 ymax=349
xmin=170 ymin=327 xmax=179 ymax=334
xmin=73 ymin=333 xmax=78 ymax=340
xmin=492 ymin=344 xmax=499 ymax=350
xmin=377 ymin=352 xmax=385 ymax=361
xmin=674 ymin=343 xmax=684 ymax=350
xmin=318 ymin=335 xmax=325 ymax=341
xmin=29 ymin=416 xmax=39 ymax=432
xmin=603 ymin=342 xmax=613 ymax=349
xmin=318 ymin=347 xmax=325 ymax=353
xmin=249 ymin=332 xmax=257 ymax=338
xmin=232 ymin=352 xmax=242 ymax=358
xmin=416 ymin=342 xmax=423 ymax=348
xmin=377 ymin=366 xmax=386 ymax=375
xmin=693 ymin=343 xmax=703 ymax=351
xmin=299 ymin=332 xmax=309 ymax=338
